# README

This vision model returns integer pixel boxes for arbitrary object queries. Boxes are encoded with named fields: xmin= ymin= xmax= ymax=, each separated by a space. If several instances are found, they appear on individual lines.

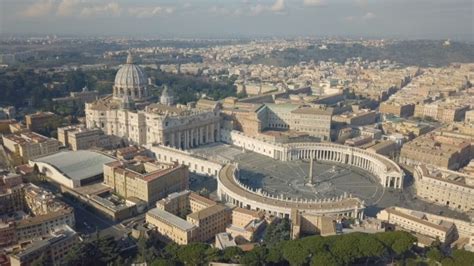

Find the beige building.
xmin=414 ymin=103 xmax=469 ymax=123
xmin=366 ymin=140 xmax=398 ymax=157
xmin=2 ymin=132 xmax=60 ymax=163
xmin=400 ymin=133 xmax=471 ymax=170
xmin=85 ymin=54 xmax=220 ymax=147
xmin=379 ymin=102 xmax=415 ymax=118
xmin=25 ymin=112 xmax=58 ymax=133
xmin=146 ymin=190 xmax=231 ymax=244
xmin=465 ymin=110 xmax=474 ymax=123
xmin=0 ymin=180 xmax=75 ymax=247
xmin=9 ymin=225 xmax=78 ymax=266
xmin=257 ymin=103 xmax=333 ymax=141
xmin=146 ymin=207 xmax=198 ymax=245
xmin=15 ymin=208 xmax=75 ymax=241
xmin=413 ymin=164 xmax=474 ymax=212
xmin=221 ymin=100 xmax=333 ymax=141
xmin=0 ymin=173 xmax=25 ymax=214
xmin=103 ymin=159 xmax=188 ymax=205
xmin=381 ymin=120 xmax=434 ymax=140
xmin=291 ymin=210 xmax=337 ymax=239
xmin=333 ymin=109 xmax=378 ymax=126
xmin=58 ymin=125 xmax=120 ymax=151
xmin=226 ymin=207 xmax=265 ymax=242
xmin=187 ymin=204 xmax=230 ymax=243
xmin=377 ymin=207 xmax=458 ymax=246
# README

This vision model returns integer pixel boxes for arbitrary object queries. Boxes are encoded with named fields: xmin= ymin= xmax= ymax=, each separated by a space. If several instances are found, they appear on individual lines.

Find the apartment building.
xmin=9 ymin=225 xmax=78 ymax=266
xmin=400 ymin=133 xmax=471 ymax=170
xmin=103 ymin=159 xmax=188 ymax=205
xmin=377 ymin=207 xmax=456 ymax=246
xmin=146 ymin=191 xmax=231 ymax=244
xmin=25 ymin=112 xmax=58 ymax=133
xmin=2 ymin=132 xmax=60 ymax=163
xmin=413 ymin=164 xmax=474 ymax=212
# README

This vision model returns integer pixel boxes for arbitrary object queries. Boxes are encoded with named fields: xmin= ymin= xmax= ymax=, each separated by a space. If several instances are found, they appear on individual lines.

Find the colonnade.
xmin=282 ymin=143 xmax=404 ymax=189
xmin=217 ymin=164 xmax=365 ymax=220
xmin=166 ymin=122 xmax=219 ymax=150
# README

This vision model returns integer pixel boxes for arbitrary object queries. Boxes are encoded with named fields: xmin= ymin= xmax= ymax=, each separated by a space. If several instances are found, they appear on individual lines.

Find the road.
xmin=33 ymin=181 xmax=144 ymax=240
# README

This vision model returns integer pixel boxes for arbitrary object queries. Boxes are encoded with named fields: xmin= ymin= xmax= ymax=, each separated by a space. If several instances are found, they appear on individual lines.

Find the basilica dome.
xmin=113 ymin=52 xmax=148 ymax=100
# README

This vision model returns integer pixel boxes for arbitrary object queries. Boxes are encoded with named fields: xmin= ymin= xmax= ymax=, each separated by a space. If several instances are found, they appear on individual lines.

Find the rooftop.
xmin=147 ymin=207 xmax=197 ymax=231
xmin=32 ymin=150 xmax=116 ymax=181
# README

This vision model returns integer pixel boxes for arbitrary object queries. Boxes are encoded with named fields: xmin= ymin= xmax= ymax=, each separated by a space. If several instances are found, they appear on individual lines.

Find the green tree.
xmin=426 ymin=247 xmax=443 ymax=263
xmin=263 ymin=218 xmax=291 ymax=247
xmin=310 ymin=252 xmax=339 ymax=266
xmin=222 ymin=246 xmax=243 ymax=264
xmin=162 ymin=242 xmax=180 ymax=261
xmin=204 ymin=247 xmax=222 ymax=262
xmin=240 ymin=246 xmax=267 ymax=266
xmin=266 ymin=243 xmax=284 ymax=265
xmin=450 ymin=249 xmax=474 ymax=265
xmin=177 ymin=243 xmax=209 ymax=265
xmin=282 ymin=241 xmax=310 ymax=266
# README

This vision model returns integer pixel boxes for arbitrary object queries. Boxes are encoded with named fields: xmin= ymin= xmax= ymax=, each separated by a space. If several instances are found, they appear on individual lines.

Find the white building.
xmin=85 ymin=53 xmax=221 ymax=147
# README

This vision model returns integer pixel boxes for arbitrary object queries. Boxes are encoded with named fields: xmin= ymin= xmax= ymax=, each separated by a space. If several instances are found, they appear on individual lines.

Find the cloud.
xmin=303 ymin=0 xmax=327 ymax=7
xmin=271 ymin=0 xmax=285 ymax=12
xmin=249 ymin=0 xmax=286 ymax=15
xmin=362 ymin=12 xmax=375 ymax=20
xmin=250 ymin=4 xmax=267 ymax=15
xmin=354 ymin=0 xmax=368 ymax=7
xmin=344 ymin=11 xmax=376 ymax=22
xmin=20 ymin=0 xmax=55 ymax=18
xmin=128 ymin=6 xmax=174 ymax=18
xmin=57 ymin=0 xmax=81 ymax=17
xmin=209 ymin=6 xmax=230 ymax=15
xmin=80 ymin=2 xmax=122 ymax=17
xmin=344 ymin=16 xmax=355 ymax=21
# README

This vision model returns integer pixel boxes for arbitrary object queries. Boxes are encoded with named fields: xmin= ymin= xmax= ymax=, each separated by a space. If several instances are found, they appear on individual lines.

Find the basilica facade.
xmin=85 ymin=53 xmax=221 ymax=147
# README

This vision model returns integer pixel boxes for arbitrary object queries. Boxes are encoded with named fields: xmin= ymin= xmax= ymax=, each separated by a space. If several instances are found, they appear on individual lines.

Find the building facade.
xmin=413 ymin=164 xmax=474 ymax=212
xmin=85 ymin=54 xmax=221 ymax=147
xmin=103 ymin=159 xmax=188 ymax=205
xmin=2 ymin=132 xmax=60 ymax=163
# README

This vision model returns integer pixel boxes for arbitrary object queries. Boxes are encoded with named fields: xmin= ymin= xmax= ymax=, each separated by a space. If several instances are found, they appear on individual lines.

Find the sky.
xmin=0 ymin=0 xmax=472 ymax=40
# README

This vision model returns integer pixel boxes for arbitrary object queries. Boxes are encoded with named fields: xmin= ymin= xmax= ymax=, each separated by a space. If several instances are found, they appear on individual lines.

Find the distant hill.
xmin=249 ymin=40 xmax=474 ymax=67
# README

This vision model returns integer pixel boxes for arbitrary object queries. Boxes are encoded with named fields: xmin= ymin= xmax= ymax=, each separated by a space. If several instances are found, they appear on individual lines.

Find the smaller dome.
xmin=160 ymin=85 xmax=174 ymax=106
xmin=162 ymin=85 xmax=171 ymax=97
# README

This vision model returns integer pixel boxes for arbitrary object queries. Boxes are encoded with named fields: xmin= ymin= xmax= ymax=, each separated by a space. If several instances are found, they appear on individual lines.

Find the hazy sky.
xmin=1 ymin=0 xmax=472 ymax=40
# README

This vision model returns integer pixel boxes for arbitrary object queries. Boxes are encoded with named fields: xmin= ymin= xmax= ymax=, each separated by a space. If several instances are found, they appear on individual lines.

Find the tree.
xmin=266 ymin=243 xmax=284 ymax=265
xmin=204 ymin=247 xmax=221 ymax=263
xmin=222 ymin=246 xmax=243 ymax=264
xmin=177 ymin=243 xmax=210 ymax=265
xmin=450 ymin=249 xmax=474 ymax=265
xmin=426 ymin=247 xmax=443 ymax=263
xmin=311 ymin=252 xmax=339 ymax=266
xmin=240 ymin=246 xmax=267 ymax=266
xmin=151 ymin=259 xmax=177 ymax=266
xmin=63 ymin=236 xmax=120 ymax=266
xmin=136 ymin=236 xmax=158 ymax=263
xmin=282 ymin=241 xmax=310 ymax=266
xmin=357 ymin=234 xmax=386 ymax=259
xmin=162 ymin=242 xmax=180 ymax=261
xmin=263 ymin=218 xmax=291 ymax=247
